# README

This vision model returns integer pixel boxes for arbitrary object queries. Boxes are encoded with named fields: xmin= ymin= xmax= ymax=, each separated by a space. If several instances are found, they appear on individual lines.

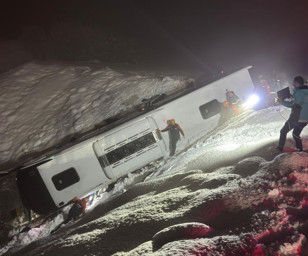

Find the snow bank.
xmin=111 ymin=153 xmax=308 ymax=256
xmin=0 ymin=61 xmax=192 ymax=167
xmin=10 ymin=152 xmax=308 ymax=256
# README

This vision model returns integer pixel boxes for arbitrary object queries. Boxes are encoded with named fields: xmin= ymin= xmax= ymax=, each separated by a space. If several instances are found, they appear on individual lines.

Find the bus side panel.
xmin=94 ymin=118 xmax=165 ymax=179
xmin=38 ymin=144 xmax=109 ymax=208
xmin=151 ymin=68 xmax=254 ymax=151
xmin=16 ymin=166 xmax=58 ymax=215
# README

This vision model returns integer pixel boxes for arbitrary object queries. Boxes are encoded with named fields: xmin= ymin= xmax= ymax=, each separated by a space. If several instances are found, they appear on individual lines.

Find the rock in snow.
xmin=152 ymin=222 xmax=213 ymax=251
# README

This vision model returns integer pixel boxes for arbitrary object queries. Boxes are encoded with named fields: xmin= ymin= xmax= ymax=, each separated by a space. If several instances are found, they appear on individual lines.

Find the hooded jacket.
xmin=71 ymin=197 xmax=87 ymax=213
xmin=161 ymin=123 xmax=184 ymax=140
xmin=281 ymin=86 xmax=308 ymax=122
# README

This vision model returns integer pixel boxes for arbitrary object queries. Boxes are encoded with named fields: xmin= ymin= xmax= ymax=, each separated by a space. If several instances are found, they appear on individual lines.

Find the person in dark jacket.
xmin=51 ymin=197 xmax=88 ymax=234
xmin=67 ymin=197 xmax=88 ymax=219
xmin=159 ymin=119 xmax=185 ymax=156
xmin=276 ymin=76 xmax=308 ymax=152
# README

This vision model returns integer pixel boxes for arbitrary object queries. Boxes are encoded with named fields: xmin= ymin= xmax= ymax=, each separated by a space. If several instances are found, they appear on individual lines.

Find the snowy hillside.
xmin=3 ymin=104 xmax=308 ymax=256
xmin=0 ymin=61 xmax=195 ymax=170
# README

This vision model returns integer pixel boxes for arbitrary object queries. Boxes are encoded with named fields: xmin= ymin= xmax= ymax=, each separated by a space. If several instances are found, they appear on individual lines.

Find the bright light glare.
xmin=243 ymin=94 xmax=260 ymax=109
xmin=217 ymin=143 xmax=240 ymax=151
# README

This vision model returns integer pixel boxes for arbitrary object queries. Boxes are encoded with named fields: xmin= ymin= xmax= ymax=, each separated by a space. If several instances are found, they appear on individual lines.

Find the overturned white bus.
xmin=17 ymin=66 xmax=255 ymax=215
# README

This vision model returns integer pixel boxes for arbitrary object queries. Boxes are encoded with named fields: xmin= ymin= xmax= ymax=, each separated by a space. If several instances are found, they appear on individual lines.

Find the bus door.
xmin=146 ymin=116 xmax=167 ymax=151
xmin=93 ymin=118 xmax=165 ymax=179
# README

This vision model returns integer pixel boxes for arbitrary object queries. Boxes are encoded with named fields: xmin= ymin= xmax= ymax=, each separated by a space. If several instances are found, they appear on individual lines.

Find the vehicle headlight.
xmin=243 ymin=94 xmax=260 ymax=109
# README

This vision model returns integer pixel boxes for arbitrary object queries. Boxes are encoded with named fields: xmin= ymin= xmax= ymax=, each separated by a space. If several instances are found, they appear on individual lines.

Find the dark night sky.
xmin=1 ymin=0 xmax=308 ymax=75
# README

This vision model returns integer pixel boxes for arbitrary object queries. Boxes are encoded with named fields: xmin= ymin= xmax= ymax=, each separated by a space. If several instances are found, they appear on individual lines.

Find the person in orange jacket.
xmin=159 ymin=119 xmax=185 ymax=156
xmin=226 ymin=90 xmax=241 ymax=115
xmin=69 ymin=197 xmax=88 ymax=216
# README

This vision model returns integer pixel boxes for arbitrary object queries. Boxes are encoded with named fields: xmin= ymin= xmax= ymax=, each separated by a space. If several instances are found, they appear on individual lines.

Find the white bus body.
xmin=17 ymin=67 xmax=254 ymax=214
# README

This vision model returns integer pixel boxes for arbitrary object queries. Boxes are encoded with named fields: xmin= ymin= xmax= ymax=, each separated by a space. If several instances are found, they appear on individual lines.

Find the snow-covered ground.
xmin=1 ymin=61 xmax=308 ymax=256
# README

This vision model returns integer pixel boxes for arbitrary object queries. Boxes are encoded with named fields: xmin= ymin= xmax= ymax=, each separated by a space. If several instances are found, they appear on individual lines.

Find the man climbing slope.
xmin=159 ymin=119 xmax=185 ymax=156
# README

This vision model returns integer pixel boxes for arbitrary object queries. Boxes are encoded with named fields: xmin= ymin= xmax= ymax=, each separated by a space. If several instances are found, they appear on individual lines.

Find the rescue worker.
xmin=259 ymin=76 xmax=271 ymax=96
xmin=226 ymin=90 xmax=241 ymax=115
xmin=51 ymin=197 xmax=88 ymax=234
xmin=159 ymin=119 xmax=185 ymax=156
xmin=254 ymin=76 xmax=272 ymax=108
xmin=276 ymin=76 xmax=308 ymax=152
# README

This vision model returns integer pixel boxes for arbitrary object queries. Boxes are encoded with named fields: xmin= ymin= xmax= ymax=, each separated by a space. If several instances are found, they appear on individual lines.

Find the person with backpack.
xmin=159 ymin=119 xmax=185 ymax=156
xmin=226 ymin=90 xmax=241 ymax=115
xmin=276 ymin=76 xmax=308 ymax=152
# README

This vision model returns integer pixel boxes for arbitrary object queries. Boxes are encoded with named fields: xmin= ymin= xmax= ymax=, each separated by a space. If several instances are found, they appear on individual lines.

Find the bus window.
xmin=199 ymin=99 xmax=221 ymax=119
xmin=98 ymin=155 xmax=109 ymax=168
xmin=52 ymin=168 xmax=80 ymax=191
xmin=105 ymin=132 xmax=156 ymax=165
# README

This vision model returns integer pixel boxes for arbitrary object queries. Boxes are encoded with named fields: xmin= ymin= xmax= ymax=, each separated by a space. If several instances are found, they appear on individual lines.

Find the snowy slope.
xmin=3 ymin=104 xmax=308 ymax=256
xmin=0 ymin=61 xmax=195 ymax=169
